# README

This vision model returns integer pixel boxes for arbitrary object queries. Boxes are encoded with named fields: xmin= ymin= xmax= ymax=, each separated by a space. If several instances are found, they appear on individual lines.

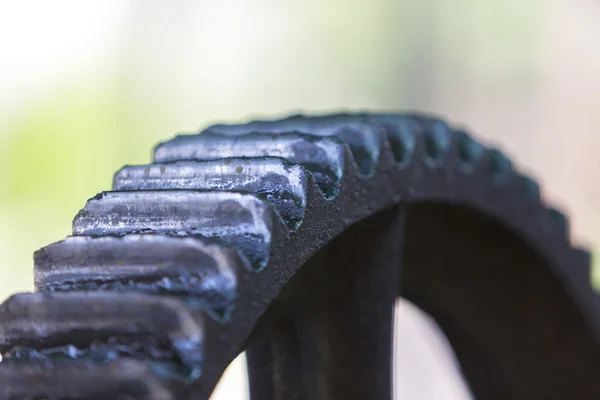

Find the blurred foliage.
xmin=0 ymin=73 xmax=163 ymax=296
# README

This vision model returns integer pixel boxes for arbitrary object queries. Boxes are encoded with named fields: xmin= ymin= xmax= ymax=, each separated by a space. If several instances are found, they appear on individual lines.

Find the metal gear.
xmin=0 ymin=113 xmax=599 ymax=399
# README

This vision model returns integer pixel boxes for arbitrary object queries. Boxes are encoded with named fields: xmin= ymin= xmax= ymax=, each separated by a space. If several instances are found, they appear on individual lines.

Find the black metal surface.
xmin=0 ymin=112 xmax=599 ymax=399
xmin=246 ymin=206 xmax=404 ymax=400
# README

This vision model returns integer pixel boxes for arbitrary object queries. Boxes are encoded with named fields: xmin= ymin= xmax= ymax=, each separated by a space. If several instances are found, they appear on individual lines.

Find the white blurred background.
xmin=1 ymin=1 xmax=599 ymax=398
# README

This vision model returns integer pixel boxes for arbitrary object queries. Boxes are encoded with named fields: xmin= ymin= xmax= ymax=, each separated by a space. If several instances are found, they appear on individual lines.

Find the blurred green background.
xmin=0 ymin=0 xmax=599 ymax=398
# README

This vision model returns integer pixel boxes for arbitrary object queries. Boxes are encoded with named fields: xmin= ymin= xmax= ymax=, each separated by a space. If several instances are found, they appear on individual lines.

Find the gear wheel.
xmin=0 ymin=113 xmax=599 ymax=399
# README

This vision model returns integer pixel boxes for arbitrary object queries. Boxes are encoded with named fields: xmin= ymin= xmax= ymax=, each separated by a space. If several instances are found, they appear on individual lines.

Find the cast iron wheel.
xmin=0 ymin=112 xmax=599 ymax=399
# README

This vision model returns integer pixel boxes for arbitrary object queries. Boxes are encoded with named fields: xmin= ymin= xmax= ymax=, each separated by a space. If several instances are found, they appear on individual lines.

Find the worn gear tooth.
xmin=199 ymin=114 xmax=382 ymax=176
xmin=0 ymin=359 xmax=179 ymax=400
xmin=34 ymin=235 xmax=241 ymax=315
xmin=412 ymin=116 xmax=453 ymax=167
xmin=73 ymin=190 xmax=275 ymax=269
xmin=0 ymin=292 xmax=204 ymax=368
xmin=368 ymin=114 xmax=418 ymax=168
xmin=452 ymin=129 xmax=485 ymax=172
xmin=571 ymin=247 xmax=593 ymax=285
xmin=520 ymin=174 xmax=542 ymax=201
xmin=373 ymin=123 xmax=400 ymax=169
xmin=154 ymin=132 xmax=342 ymax=197
xmin=114 ymin=158 xmax=308 ymax=228
xmin=545 ymin=206 xmax=569 ymax=237
xmin=485 ymin=147 xmax=514 ymax=185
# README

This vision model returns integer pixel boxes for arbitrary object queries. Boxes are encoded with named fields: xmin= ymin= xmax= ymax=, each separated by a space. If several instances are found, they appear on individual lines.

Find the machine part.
xmin=0 ymin=112 xmax=599 ymax=399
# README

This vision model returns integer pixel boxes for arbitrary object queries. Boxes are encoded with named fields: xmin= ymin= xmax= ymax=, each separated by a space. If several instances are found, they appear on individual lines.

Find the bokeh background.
xmin=1 ymin=1 xmax=599 ymax=399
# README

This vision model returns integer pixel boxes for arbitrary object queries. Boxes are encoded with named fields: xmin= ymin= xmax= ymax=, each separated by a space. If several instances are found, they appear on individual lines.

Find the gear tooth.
xmin=0 ymin=359 xmax=179 ymax=400
xmin=153 ymin=132 xmax=343 ymax=198
xmin=114 ymin=157 xmax=308 ymax=228
xmin=336 ymin=142 xmax=363 ymax=186
xmin=73 ymin=190 xmax=275 ymax=269
xmin=112 ymin=164 xmax=131 ymax=190
xmin=453 ymin=129 xmax=485 ymax=171
xmin=303 ymin=166 xmax=331 ymax=202
xmin=520 ymin=175 xmax=541 ymax=201
xmin=573 ymin=247 xmax=593 ymax=267
xmin=486 ymin=147 xmax=514 ymax=185
xmin=0 ymin=292 xmax=204 ymax=369
xmin=374 ymin=113 xmax=483 ymax=171
xmin=201 ymin=114 xmax=381 ymax=176
xmin=34 ymin=235 xmax=240 ymax=315
xmin=369 ymin=114 xmax=418 ymax=168
xmin=416 ymin=117 xmax=452 ymax=167
xmin=373 ymin=122 xmax=399 ymax=168
xmin=545 ymin=206 xmax=569 ymax=237
xmin=570 ymin=247 xmax=593 ymax=287
xmin=326 ymin=121 xmax=380 ymax=176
